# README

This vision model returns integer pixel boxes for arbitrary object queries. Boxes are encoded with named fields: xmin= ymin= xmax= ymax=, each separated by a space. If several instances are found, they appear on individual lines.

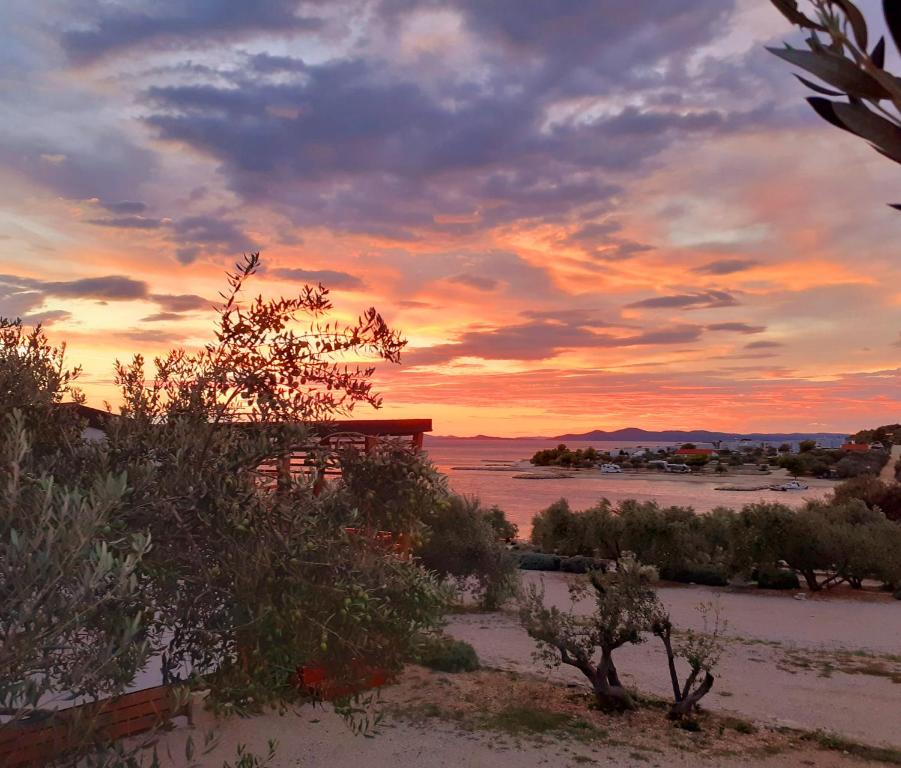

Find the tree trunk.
xmin=801 ymin=569 xmax=821 ymax=591
xmin=668 ymin=672 xmax=714 ymax=720
xmin=592 ymin=651 xmax=635 ymax=712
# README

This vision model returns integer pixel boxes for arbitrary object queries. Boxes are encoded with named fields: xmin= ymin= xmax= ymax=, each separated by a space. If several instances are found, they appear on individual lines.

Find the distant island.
xmin=429 ymin=427 xmax=848 ymax=442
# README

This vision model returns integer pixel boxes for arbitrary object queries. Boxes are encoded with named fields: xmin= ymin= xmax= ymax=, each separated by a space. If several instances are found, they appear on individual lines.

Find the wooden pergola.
xmin=272 ymin=418 xmax=432 ymax=484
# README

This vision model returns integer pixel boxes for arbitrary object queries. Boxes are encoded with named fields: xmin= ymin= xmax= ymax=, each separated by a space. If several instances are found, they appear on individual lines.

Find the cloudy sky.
xmin=1 ymin=0 xmax=899 ymax=436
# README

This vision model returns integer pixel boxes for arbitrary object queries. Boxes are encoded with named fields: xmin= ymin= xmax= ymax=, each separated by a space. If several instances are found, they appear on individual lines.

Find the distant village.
xmin=530 ymin=430 xmax=895 ymax=480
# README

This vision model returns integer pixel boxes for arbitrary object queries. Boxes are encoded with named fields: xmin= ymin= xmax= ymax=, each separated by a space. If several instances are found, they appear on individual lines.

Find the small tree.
xmin=652 ymin=603 xmax=725 ymax=721
xmin=519 ymin=558 xmax=660 ymax=711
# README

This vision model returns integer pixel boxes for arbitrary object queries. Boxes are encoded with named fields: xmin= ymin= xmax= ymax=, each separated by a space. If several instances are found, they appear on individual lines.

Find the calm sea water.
xmin=423 ymin=437 xmax=832 ymax=535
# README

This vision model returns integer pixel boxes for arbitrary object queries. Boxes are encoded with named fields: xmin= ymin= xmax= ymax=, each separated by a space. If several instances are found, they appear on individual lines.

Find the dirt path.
xmin=447 ymin=574 xmax=901 ymax=749
xmin=879 ymin=445 xmax=901 ymax=483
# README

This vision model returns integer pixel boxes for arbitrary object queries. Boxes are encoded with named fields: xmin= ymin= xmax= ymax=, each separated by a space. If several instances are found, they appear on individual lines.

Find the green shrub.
xmin=415 ymin=635 xmax=479 ymax=673
xmin=659 ymin=564 xmax=729 ymax=587
xmin=518 ymin=552 xmax=561 ymax=571
xmin=560 ymin=555 xmax=607 ymax=574
xmin=756 ymin=567 xmax=800 ymax=590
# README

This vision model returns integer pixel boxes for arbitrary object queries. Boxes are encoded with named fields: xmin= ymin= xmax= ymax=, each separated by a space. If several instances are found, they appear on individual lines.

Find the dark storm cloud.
xmin=447 ymin=274 xmax=499 ymax=291
xmin=693 ymin=259 xmax=759 ymax=275
xmin=62 ymin=0 xmax=323 ymax=63
xmin=626 ymin=290 xmax=738 ymax=310
xmin=269 ymin=268 xmax=365 ymax=290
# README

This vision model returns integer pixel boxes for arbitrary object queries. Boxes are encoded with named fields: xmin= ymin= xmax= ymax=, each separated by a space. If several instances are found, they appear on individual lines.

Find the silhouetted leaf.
xmin=830 ymin=0 xmax=868 ymax=50
xmin=885 ymin=0 xmax=901 ymax=56
xmin=795 ymin=74 xmax=844 ymax=96
xmin=871 ymin=36 xmax=886 ymax=69
xmin=831 ymin=101 xmax=901 ymax=163
xmin=807 ymin=97 xmax=856 ymax=133
xmin=769 ymin=0 xmax=825 ymax=30
xmin=767 ymin=46 xmax=890 ymax=99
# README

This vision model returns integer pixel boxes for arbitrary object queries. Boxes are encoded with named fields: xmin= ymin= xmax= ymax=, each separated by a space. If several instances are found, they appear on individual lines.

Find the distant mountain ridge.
xmin=429 ymin=428 xmax=847 ymax=441
xmin=552 ymin=428 xmax=847 ymax=442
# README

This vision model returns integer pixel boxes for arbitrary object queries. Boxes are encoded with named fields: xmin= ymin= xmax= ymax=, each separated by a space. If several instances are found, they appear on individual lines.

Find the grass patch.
xmin=477 ymin=704 xmax=602 ymax=741
xmin=719 ymin=716 xmax=757 ymax=735
xmin=804 ymin=732 xmax=901 ymax=766
xmin=781 ymin=650 xmax=901 ymax=684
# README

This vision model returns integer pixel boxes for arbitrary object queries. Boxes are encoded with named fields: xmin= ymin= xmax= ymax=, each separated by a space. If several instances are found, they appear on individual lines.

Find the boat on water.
xmin=599 ymin=463 xmax=623 ymax=473
xmin=770 ymin=480 xmax=809 ymax=491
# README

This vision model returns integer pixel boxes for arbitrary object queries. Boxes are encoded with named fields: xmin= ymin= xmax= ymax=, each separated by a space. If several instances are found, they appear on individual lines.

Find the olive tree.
xmin=101 ymin=254 xmax=446 ymax=709
xmin=0 ymin=325 xmax=152 ymax=764
xmin=519 ymin=558 xmax=660 ymax=711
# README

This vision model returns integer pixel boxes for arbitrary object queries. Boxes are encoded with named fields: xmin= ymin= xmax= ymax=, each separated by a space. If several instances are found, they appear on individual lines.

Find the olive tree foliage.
xmin=415 ymin=494 xmax=520 ymax=610
xmin=732 ymin=499 xmax=901 ymax=591
xmin=519 ymin=559 xmax=661 ymax=712
xmin=333 ymin=447 xmax=519 ymax=610
xmin=100 ymin=253 xmax=445 ymax=709
xmin=768 ymin=0 xmax=901 ymax=207
xmin=0 ymin=324 xmax=153 ymax=763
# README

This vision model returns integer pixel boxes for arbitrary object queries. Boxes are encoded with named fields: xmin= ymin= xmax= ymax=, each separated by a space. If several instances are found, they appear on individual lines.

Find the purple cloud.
xmin=627 ymin=290 xmax=738 ymax=310
xmin=707 ymin=322 xmax=766 ymax=334
xmin=269 ymin=268 xmax=365 ymax=290
xmin=693 ymin=259 xmax=759 ymax=275
xmin=447 ymin=274 xmax=499 ymax=291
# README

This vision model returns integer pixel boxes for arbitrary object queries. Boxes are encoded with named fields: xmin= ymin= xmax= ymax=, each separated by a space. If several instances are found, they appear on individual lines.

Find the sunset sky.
xmin=1 ymin=0 xmax=899 ymax=436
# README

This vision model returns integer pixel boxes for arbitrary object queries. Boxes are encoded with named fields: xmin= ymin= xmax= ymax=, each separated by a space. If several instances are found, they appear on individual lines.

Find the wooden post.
xmin=277 ymin=453 xmax=291 ymax=494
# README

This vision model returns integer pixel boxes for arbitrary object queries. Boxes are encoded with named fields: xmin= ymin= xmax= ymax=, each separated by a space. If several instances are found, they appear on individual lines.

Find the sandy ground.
xmin=879 ymin=445 xmax=901 ymax=483
xmin=149 ymin=573 xmax=900 ymax=768
xmin=151 ymin=667 xmax=885 ymax=768
xmin=447 ymin=573 xmax=901 ymax=748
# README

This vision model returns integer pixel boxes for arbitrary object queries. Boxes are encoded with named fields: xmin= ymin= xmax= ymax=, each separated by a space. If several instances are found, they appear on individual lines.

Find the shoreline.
xmin=449 ymin=462 xmax=839 ymax=491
